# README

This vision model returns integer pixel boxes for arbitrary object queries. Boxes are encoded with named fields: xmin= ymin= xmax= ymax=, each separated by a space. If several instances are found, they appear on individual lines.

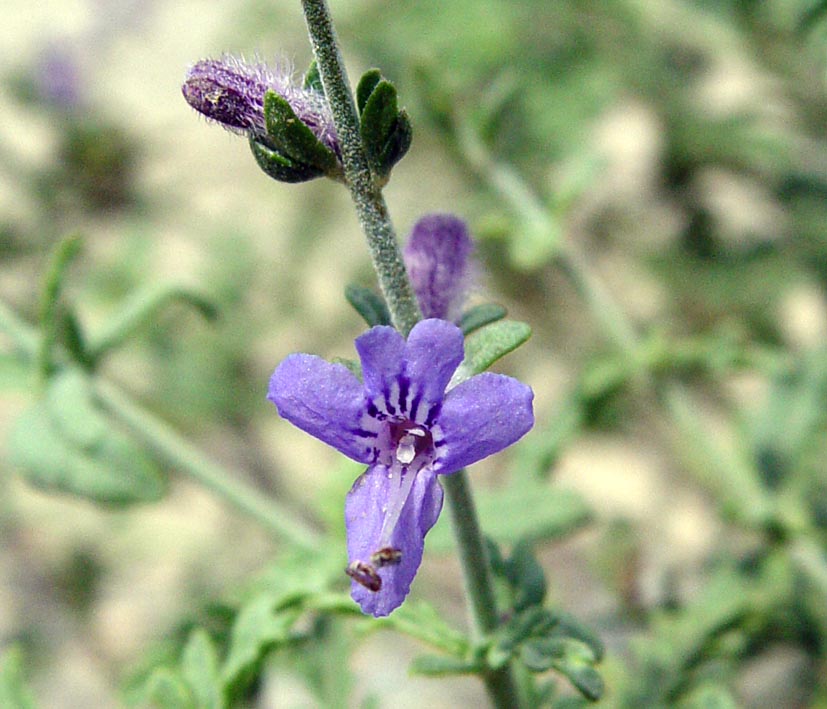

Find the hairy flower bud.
xmin=182 ymin=55 xmax=340 ymax=156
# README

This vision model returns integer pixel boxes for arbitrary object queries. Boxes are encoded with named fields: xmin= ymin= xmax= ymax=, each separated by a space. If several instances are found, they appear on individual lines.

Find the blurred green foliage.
xmin=3 ymin=0 xmax=827 ymax=706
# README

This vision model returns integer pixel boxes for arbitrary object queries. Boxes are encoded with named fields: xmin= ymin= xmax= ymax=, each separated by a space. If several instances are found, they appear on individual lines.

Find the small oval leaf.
xmin=356 ymin=68 xmax=383 ymax=115
xmin=263 ymin=90 xmax=339 ymax=173
xmin=449 ymin=320 xmax=531 ymax=388
xmin=458 ymin=303 xmax=508 ymax=335
xmin=9 ymin=377 xmax=166 ymax=506
xmin=249 ymin=136 xmax=323 ymax=183
xmin=344 ymin=284 xmax=392 ymax=327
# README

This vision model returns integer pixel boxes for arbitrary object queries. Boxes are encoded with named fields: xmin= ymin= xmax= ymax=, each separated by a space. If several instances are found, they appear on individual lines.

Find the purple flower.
xmin=182 ymin=55 xmax=339 ymax=155
xmin=36 ymin=44 xmax=82 ymax=110
xmin=268 ymin=319 xmax=534 ymax=616
xmin=403 ymin=214 xmax=476 ymax=322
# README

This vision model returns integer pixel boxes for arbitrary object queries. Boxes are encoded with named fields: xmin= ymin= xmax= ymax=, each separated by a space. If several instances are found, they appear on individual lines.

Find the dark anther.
xmin=346 ymin=560 xmax=381 ymax=592
xmin=371 ymin=546 xmax=402 ymax=567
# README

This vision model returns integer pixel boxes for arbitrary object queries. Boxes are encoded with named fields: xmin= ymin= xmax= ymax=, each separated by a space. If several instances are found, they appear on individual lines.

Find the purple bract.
xmin=403 ymin=214 xmax=476 ymax=322
xmin=268 ymin=319 xmax=534 ymax=616
xmin=182 ymin=55 xmax=339 ymax=155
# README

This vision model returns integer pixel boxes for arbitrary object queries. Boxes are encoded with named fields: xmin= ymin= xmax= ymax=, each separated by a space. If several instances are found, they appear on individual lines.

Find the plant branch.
xmin=300 ymin=0 xmax=421 ymax=336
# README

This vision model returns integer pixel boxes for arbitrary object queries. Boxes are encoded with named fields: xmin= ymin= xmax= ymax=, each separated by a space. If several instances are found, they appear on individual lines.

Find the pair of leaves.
xmin=139 ymin=548 xmax=357 ymax=708
xmin=346 ymin=284 xmax=508 ymax=339
xmin=488 ymin=606 xmax=605 ymax=702
xmin=356 ymin=69 xmax=412 ymax=183
xmin=8 ymin=368 xmax=165 ymax=506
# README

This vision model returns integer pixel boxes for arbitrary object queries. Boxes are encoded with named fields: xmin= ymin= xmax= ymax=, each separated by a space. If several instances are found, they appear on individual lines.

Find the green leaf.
xmin=344 ymin=284 xmax=392 ymax=327
xmin=331 ymin=357 xmax=362 ymax=381
xmin=181 ymin=630 xmax=222 ymax=709
xmin=798 ymin=0 xmax=827 ymax=34
xmin=249 ymin=136 xmax=324 ymax=184
xmin=549 ymin=650 xmax=604 ymax=702
xmin=371 ymin=600 xmax=469 ymax=657
xmin=449 ymin=320 xmax=531 ymax=387
xmin=0 ymin=647 xmax=37 ymax=709
xmin=547 ymin=611 xmax=605 ymax=663
xmin=488 ymin=606 xmax=556 ymax=669
xmin=359 ymin=79 xmax=411 ymax=177
xmin=519 ymin=636 xmax=572 ymax=671
xmin=38 ymin=235 xmax=82 ymax=377
xmin=142 ymin=668 xmax=196 ymax=709
xmin=221 ymin=594 xmax=302 ymax=699
xmin=458 ymin=303 xmax=508 ymax=335
xmin=508 ymin=213 xmax=562 ymax=270
xmin=303 ymin=60 xmax=323 ymax=93
xmin=507 ymin=540 xmax=547 ymax=612
xmin=45 ymin=368 xmax=107 ymax=447
xmin=263 ymin=91 xmax=339 ymax=174
xmin=8 ymin=370 xmax=166 ymax=506
xmin=521 ymin=637 xmax=603 ymax=700
xmin=59 ymin=309 xmax=91 ymax=369
xmin=377 ymin=110 xmax=412 ymax=178
xmin=360 ymin=80 xmax=398 ymax=156
xmin=356 ymin=69 xmax=383 ymax=115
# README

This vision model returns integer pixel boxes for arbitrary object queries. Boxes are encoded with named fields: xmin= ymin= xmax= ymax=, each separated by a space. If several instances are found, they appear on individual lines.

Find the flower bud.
xmin=403 ymin=214 xmax=476 ymax=321
xmin=182 ymin=56 xmax=341 ymax=167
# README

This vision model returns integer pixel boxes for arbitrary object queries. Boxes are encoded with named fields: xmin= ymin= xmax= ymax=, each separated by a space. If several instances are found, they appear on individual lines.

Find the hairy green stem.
xmin=300 ymin=0 xmax=421 ymax=336
xmin=0 ymin=298 xmax=321 ymax=549
xmin=442 ymin=471 xmax=527 ymax=707
xmin=299 ymin=2 xmax=523 ymax=706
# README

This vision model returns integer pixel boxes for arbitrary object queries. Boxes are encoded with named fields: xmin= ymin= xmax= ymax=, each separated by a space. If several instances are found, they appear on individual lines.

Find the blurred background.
xmin=3 ymin=0 xmax=827 ymax=706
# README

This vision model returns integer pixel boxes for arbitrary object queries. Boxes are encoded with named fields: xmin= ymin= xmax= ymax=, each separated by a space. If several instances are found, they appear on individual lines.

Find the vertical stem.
xmin=442 ymin=471 xmax=526 ymax=707
xmin=300 ymin=0 xmax=421 ymax=336
xmin=299 ymin=2 xmax=524 ymax=705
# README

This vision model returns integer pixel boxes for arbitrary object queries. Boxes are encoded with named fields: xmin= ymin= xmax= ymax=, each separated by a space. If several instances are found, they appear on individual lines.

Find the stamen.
xmin=371 ymin=546 xmax=402 ymax=567
xmin=395 ymin=427 xmax=426 ymax=465
xmin=346 ymin=561 xmax=381 ymax=592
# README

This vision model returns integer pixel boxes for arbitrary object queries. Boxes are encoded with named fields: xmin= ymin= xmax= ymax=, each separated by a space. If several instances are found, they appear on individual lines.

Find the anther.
xmin=371 ymin=546 xmax=402 ymax=567
xmin=345 ymin=560 xmax=381 ymax=592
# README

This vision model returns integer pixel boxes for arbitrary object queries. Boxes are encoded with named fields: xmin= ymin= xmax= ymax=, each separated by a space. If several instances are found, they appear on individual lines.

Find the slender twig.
xmin=94 ymin=379 xmax=321 ymax=548
xmin=299 ymin=2 xmax=524 ymax=706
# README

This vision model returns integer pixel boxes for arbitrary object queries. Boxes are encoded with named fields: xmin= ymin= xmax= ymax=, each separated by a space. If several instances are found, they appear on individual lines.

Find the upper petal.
xmin=354 ymin=325 xmax=406 ymax=403
xmin=403 ymin=319 xmax=464 ymax=413
xmin=345 ymin=464 xmax=444 ymax=617
xmin=435 ymin=372 xmax=534 ymax=474
xmin=268 ymin=354 xmax=371 ymax=462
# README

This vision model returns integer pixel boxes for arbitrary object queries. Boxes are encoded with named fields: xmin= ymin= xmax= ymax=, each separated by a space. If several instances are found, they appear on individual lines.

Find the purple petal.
xmin=403 ymin=320 xmax=464 ymax=410
xmin=345 ymin=464 xmax=444 ymax=616
xmin=183 ymin=57 xmax=274 ymax=133
xmin=403 ymin=214 xmax=475 ymax=320
xmin=354 ymin=325 xmax=406 ymax=402
xmin=268 ymin=354 xmax=371 ymax=463
xmin=435 ymin=373 xmax=534 ymax=474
